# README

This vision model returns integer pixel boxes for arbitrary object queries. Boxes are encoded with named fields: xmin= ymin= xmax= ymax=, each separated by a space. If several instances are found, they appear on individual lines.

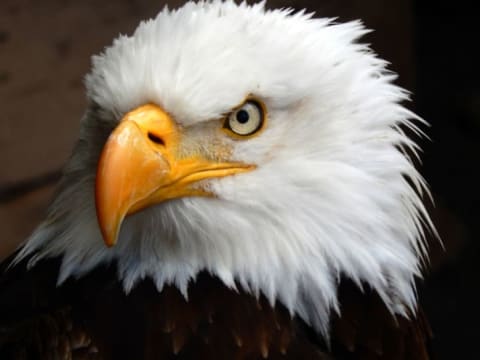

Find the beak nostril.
xmin=147 ymin=132 xmax=165 ymax=146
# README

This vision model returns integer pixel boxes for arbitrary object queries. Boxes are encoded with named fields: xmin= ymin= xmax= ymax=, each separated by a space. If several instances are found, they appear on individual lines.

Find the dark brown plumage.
xmin=0 ymin=250 xmax=431 ymax=359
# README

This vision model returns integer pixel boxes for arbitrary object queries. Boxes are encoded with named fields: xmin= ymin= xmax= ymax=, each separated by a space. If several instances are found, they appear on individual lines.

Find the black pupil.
xmin=236 ymin=109 xmax=250 ymax=124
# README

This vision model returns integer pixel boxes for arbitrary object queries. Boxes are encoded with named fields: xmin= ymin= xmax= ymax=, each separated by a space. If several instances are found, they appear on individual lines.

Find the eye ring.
xmin=223 ymin=99 xmax=266 ymax=138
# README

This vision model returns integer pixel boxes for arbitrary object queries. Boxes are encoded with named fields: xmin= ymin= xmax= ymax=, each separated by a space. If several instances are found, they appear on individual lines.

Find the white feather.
xmin=16 ymin=0 xmax=433 ymax=337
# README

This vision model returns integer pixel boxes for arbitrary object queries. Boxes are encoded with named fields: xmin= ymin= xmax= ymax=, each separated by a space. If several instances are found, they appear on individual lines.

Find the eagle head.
xmin=18 ymin=1 xmax=432 ymax=334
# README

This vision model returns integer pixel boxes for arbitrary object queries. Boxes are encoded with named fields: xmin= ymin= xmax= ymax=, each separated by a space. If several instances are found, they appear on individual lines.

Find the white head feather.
xmin=17 ymin=0 xmax=433 ymax=336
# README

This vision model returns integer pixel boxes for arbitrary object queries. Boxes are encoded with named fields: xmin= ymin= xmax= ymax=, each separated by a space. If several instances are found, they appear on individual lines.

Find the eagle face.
xmin=19 ymin=1 xmax=431 ymax=334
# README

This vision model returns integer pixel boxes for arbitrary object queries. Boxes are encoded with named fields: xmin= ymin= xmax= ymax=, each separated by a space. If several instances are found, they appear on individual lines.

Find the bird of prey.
xmin=0 ymin=1 xmax=434 ymax=359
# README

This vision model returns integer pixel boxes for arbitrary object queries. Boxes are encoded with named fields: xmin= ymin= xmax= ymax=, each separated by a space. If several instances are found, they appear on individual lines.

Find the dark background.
xmin=0 ymin=0 xmax=478 ymax=358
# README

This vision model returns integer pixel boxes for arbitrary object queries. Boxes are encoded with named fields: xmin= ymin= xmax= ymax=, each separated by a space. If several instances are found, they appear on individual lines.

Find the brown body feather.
xmin=0 ymin=250 xmax=431 ymax=359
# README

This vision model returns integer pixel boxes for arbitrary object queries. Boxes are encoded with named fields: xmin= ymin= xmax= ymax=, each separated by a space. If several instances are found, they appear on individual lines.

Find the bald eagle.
xmin=0 ymin=1 xmax=434 ymax=359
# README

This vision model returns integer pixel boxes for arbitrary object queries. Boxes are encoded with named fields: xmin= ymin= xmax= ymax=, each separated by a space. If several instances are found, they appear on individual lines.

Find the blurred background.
xmin=0 ymin=0 xmax=478 ymax=358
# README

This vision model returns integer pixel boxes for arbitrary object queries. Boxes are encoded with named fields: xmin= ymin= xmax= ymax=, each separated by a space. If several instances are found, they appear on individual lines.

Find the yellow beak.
xmin=95 ymin=104 xmax=253 ymax=247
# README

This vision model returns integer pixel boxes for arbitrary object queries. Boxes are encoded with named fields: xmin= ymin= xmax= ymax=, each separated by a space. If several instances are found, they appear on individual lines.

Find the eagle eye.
xmin=223 ymin=100 xmax=265 ymax=137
